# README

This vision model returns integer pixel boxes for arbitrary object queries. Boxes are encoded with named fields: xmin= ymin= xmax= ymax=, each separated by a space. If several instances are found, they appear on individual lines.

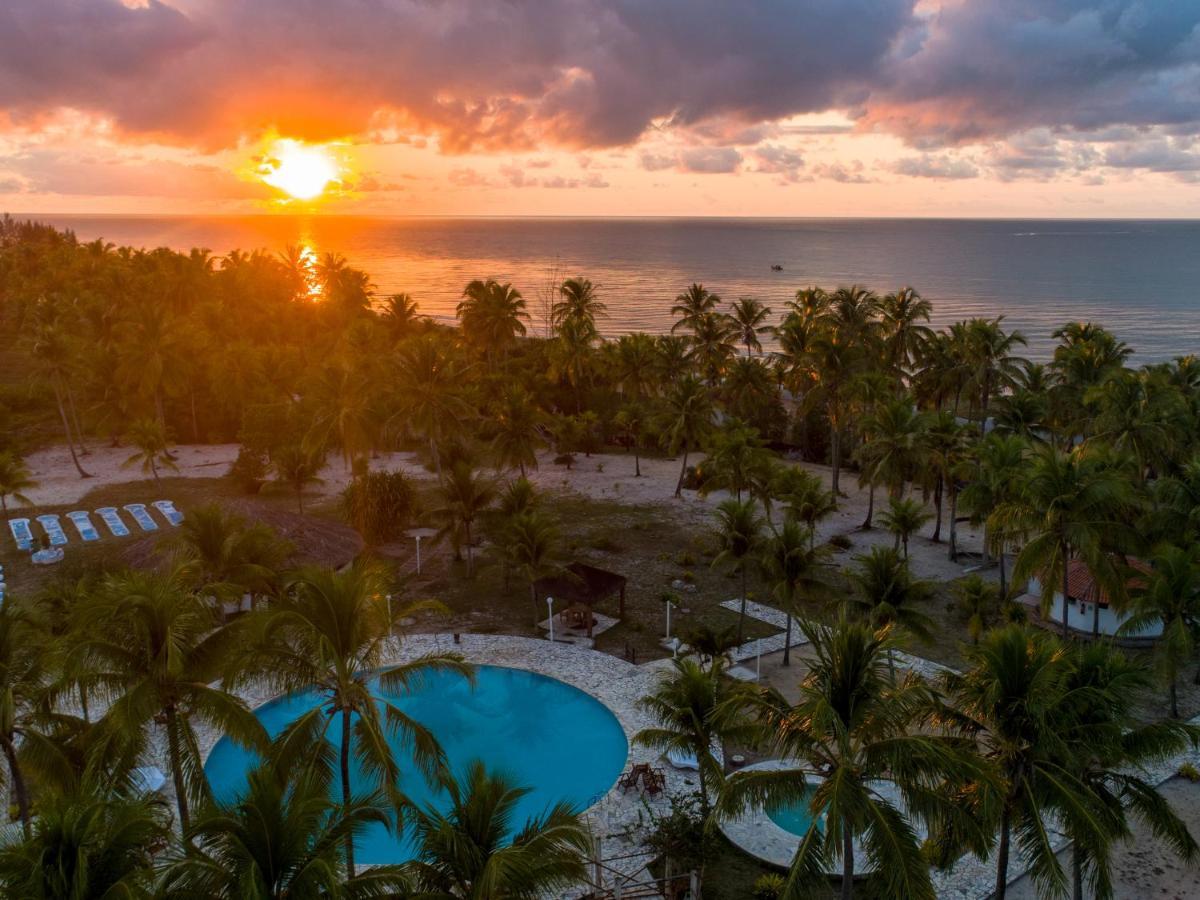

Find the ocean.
xmin=27 ymin=215 xmax=1200 ymax=362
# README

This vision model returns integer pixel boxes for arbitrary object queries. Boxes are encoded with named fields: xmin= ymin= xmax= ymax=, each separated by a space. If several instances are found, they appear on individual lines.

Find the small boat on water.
xmin=770 ymin=264 xmax=783 ymax=271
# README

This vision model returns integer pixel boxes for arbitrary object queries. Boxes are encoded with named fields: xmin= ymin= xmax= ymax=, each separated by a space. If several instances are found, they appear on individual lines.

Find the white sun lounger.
xmin=8 ymin=519 xmax=34 ymax=552
xmin=152 ymin=500 xmax=184 ymax=526
xmin=36 ymin=514 xmax=69 ymax=546
xmin=124 ymin=503 xmax=158 ymax=532
xmin=95 ymin=507 xmax=130 ymax=537
xmin=66 ymin=511 xmax=101 ymax=542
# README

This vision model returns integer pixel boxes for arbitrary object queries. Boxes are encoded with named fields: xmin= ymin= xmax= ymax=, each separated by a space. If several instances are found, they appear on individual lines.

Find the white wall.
xmin=1028 ymin=576 xmax=1162 ymax=639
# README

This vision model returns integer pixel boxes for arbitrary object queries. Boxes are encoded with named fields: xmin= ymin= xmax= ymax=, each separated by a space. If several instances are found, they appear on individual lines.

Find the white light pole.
xmin=385 ymin=593 xmax=392 ymax=630
xmin=547 ymin=596 xmax=555 ymax=643
xmin=665 ymin=596 xmax=676 ymax=656
xmin=415 ymin=534 xmax=423 ymax=575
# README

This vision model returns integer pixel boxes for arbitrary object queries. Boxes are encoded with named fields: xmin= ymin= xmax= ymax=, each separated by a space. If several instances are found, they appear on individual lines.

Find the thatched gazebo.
xmin=533 ymin=562 xmax=626 ymax=638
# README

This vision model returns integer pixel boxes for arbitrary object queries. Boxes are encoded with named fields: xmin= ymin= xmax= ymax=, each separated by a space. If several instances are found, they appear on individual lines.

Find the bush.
xmin=1179 ymin=762 xmax=1200 ymax=782
xmin=228 ymin=447 xmax=268 ymax=494
xmin=340 ymin=470 xmax=416 ymax=545
xmin=752 ymin=874 xmax=785 ymax=899
xmin=828 ymin=534 xmax=853 ymax=551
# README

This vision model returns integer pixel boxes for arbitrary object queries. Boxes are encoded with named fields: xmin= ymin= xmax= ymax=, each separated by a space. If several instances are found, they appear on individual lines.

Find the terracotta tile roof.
xmin=1050 ymin=558 xmax=1150 ymax=608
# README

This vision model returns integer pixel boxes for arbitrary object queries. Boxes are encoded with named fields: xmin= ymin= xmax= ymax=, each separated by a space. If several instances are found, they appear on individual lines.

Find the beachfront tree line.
xmin=4 ymin=217 xmax=1200 ymax=895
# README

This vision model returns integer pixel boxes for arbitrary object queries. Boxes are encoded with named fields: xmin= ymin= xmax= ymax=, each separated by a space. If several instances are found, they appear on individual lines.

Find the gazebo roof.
xmin=1047 ymin=558 xmax=1151 ymax=608
xmin=534 ymin=562 xmax=626 ymax=607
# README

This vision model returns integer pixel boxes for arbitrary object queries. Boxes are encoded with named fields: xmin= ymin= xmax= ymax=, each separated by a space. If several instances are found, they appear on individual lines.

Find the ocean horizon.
xmin=21 ymin=214 xmax=1200 ymax=363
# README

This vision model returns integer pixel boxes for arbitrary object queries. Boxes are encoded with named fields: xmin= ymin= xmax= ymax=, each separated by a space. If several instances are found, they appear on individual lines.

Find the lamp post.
xmin=547 ymin=596 xmax=555 ymax=643
xmin=415 ymin=535 xmax=423 ymax=574
xmin=664 ymin=596 xmax=675 ymax=656
xmin=406 ymin=527 xmax=437 ymax=576
xmin=385 ymin=593 xmax=392 ymax=632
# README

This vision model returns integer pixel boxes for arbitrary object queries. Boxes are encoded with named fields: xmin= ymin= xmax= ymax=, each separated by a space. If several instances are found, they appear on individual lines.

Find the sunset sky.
xmin=2 ymin=0 xmax=1199 ymax=217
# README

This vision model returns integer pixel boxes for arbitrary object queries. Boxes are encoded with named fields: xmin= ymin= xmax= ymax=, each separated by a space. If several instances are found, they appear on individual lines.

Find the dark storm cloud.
xmin=1 ymin=0 xmax=1199 ymax=173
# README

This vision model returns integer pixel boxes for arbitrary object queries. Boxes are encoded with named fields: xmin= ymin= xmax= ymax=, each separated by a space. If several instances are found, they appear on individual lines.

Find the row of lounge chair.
xmin=6 ymin=500 xmax=184 ymax=552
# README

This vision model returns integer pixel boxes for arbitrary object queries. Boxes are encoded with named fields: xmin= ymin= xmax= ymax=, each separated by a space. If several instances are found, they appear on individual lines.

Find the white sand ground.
xmin=20 ymin=441 xmax=992 ymax=588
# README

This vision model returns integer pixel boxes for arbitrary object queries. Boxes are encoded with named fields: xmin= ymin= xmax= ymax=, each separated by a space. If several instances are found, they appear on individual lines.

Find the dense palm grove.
xmin=3 ymin=216 xmax=1200 ymax=898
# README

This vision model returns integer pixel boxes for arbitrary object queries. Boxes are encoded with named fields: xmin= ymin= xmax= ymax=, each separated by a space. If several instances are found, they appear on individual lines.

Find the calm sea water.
xmin=29 ymin=215 xmax=1200 ymax=362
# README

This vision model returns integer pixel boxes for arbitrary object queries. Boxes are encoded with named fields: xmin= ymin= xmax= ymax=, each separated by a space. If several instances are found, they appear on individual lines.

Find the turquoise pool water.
xmin=766 ymin=788 xmax=823 ymax=837
xmin=204 ymin=665 xmax=628 ymax=864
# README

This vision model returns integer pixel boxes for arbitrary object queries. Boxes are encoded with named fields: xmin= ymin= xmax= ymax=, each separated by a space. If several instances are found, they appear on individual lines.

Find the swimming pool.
xmin=204 ymin=664 xmax=628 ymax=864
xmin=766 ymin=786 xmax=823 ymax=836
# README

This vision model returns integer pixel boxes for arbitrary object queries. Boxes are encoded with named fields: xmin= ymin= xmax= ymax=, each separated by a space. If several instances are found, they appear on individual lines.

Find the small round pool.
xmin=766 ymin=787 xmax=823 ymax=836
xmin=205 ymin=665 xmax=628 ymax=864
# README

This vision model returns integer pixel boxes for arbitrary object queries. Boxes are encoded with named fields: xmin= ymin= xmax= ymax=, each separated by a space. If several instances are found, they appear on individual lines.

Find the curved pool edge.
xmin=195 ymin=635 xmax=693 ymax=858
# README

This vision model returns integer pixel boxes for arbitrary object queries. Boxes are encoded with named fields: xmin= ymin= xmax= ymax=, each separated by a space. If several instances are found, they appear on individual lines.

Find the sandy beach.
xmin=19 ymin=441 xmax=990 ymax=590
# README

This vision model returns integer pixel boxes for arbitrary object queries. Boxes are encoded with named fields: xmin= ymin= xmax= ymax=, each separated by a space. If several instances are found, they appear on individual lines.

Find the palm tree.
xmin=162 ymin=755 xmax=402 ymax=899
xmin=857 ymin=397 xmax=926 ymax=528
xmin=847 ymin=547 xmax=935 ymax=679
xmin=77 ymin=566 xmax=267 ymax=832
xmin=613 ymin=403 xmax=647 ymax=477
xmin=955 ymin=574 xmax=999 ymax=644
xmin=457 ymin=279 xmax=528 ymax=366
xmin=670 ymin=283 xmax=719 ymax=336
xmin=0 ymin=787 xmax=169 ymax=898
xmin=611 ymin=332 xmax=658 ymax=400
xmin=393 ymin=335 xmax=473 ymax=480
xmin=879 ymin=286 xmax=933 ymax=376
xmin=303 ymin=364 xmax=377 ymax=472
xmin=700 ymin=421 xmax=774 ymax=502
xmin=939 ymin=626 xmax=1111 ymax=900
xmin=433 ymin=462 xmax=496 ymax=577
xmin=711 ymin=498 xmax=764 ymax=643
xmin=720 ymin=618 xmax=985 ymax=900
xmin=879 ymin=496 xmax=932 ymax=560
xmin=729 ymin=297 xmax=772 ymax=356
xmin=248 ymin=562 xmax=472 ymax=878
xmin=491 ymin=388 xmax=543 ymax=477
xmin=1057 ymin=642 xmax=1199 ymax=900
xmin=553 ymin=276 xmax=606 ymax=337
xmin=688 ymin=311 xmax=738 ymax=387
xmin=0 ymin=602 xmax=49 ymax=834
xmin=1121 ymin=544 xmax=1200 ymax=718
xmin=504 ymin=510 xmax=561 ymax=626
xmin=175 ymin=503 xmax=290 ymax=606
xmin=272 ymin=444 xmax=325 ymax=513
xmin=921 ymin=411 xmax=973 ymax=553
xmin=1001 ymin=444 xmax=1132 ymax=639
xmin=114 ymin=302 xmax=190 ymax=429
xmin=962 ymin=433 xmax=1028 ymax=593
xmin=775 ymin=467 xmax=837 ymax=549
xmin=379 ymin=292 xmax=421 ymax=338
xmin=761 ymin=519 xmax=833 ymax=665
xmin=29 ymin=321 xmax=91 ymax=477
xmin=964 ymin=317 xmax=1028 ymax=434
xmin=405 ymin=760 xmax=591 ymax=899
xmin=802 ymin=330 xmax=858 ymax=496
xmin=121 ymin=417 xmax=177 ymax=481
xmin=664 ymin=376 xmax=714 ymax=497
xmin=549 ymin=314 xmax=596 ymax=412
xmin=0 ymin=450 xmax=37 ymax=514
xmin=635 ymin=655 xmax=757 ymax=820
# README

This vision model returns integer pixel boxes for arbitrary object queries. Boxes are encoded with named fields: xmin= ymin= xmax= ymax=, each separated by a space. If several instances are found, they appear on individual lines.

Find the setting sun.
xmin=260 ymin=139 xmax=340 ymax=200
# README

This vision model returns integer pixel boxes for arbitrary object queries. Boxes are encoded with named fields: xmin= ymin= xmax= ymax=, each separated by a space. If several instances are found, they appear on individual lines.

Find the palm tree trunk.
xmin=296 ymin=485 xmax=304 ymax=514
xmin=932 ymin=477 xmax=943 ymax=542
xmin=841 ymin=823 xmax=854 ymax=900
xmin=465 ymin=521 xmax=474 ymax=577
xmin=66 ymin=384 xmax=89 ymax=456
xmin=830 ymin=422 xmax=842 ymax=496
xmin=995 ymin=806 xmax=1012 ymax=900
xmin=1 ymin=733 xmax=31 ymax=836
xmin=675 ymin=444 xmax=689 ymax=498
xmin=53 ymin=380 xmax=91 ymax=478
xmin=531 ymin=583 xmax=542 ymax=628
xmin=1072 ymin=844 xmax=1084 ymax=900
xmin=783 ymin=613 xmax=793 ymax=666
xmin=999 ymin=550 xmax=1007 ymax=600
xmin=948 ymin=486 xmax=959 ymax=561
xmin=341 ymin=707 xmax=356 ymax=878
xmin=0 ymin=496 xmax=6 ymax=515
xmin=430 ymin=437 xmax=443 ymax=482
xmin=634 ymin=445 xmax=641 ymax=477
xmin=165 ymin=705 xmax=191 ymax=833
xmin=1062 ymin=548 xmax=1071 ymax=640
xmin=861 ymin=481 xmax=875 ymax=529
xmin=1170 ymin=677 xmax=1180 ymax=719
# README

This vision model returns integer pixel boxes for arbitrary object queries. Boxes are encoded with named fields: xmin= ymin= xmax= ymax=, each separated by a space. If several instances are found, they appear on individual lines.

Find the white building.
xmin=1021 ymin=558 xmax=1161 ymax=644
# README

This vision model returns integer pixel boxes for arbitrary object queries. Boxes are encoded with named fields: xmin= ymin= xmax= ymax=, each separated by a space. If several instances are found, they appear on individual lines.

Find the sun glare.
xmin=260 ymin=139 xmax=340 ymax=200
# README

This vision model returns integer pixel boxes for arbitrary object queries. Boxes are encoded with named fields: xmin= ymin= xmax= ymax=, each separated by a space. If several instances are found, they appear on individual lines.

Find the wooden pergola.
xmin=533 ymin=562 xmax=627 ymax=638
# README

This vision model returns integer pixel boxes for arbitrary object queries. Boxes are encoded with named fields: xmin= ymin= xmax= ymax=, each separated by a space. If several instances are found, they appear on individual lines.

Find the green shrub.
xmin=340 ymin=470 xmax=416 ymax=545
xmin=1179 ymin=762 xmax=1200 ymax=782
xmin=228 ymin=447 xmax=268 ymax=494
xmin=828 ymin=534 xmax=853 ymax=551
xmin=752 ymin=874 xmax=785 ymax=900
